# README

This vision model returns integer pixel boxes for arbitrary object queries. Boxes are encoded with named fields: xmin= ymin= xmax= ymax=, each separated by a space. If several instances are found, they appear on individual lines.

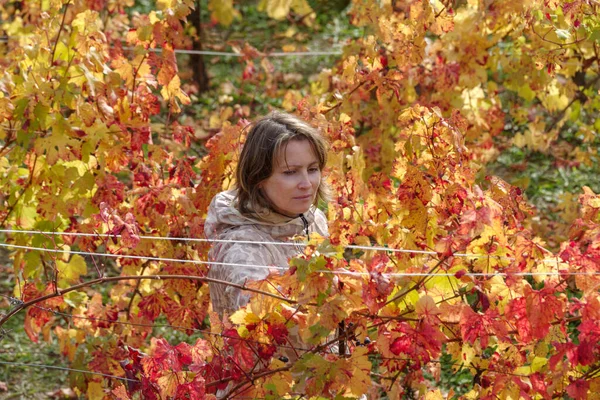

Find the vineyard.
xmin=1 ymin=0 xmax=600 ymax=398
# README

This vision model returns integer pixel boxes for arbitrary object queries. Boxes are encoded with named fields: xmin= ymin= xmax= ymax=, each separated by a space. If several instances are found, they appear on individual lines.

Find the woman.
xmin=205 ymin=111 xmax=329 ymax=318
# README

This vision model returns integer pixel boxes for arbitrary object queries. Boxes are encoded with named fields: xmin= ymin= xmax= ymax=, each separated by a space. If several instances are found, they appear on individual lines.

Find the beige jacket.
xmin=206 ymin=190 xmax=329 ymax=317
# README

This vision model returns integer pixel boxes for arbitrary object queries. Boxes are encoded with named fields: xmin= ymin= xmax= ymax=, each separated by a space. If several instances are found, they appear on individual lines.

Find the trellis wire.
xmin=0 ymin=354 xmax=535 ymax=390
xmin=0 ymin=36 xmax=342 ymax=57
xmin=0 ymin=360 xmax=139 ymax=382
xmin=0 ymin=241 xmax=578 ymax=278
xmin=124 ymin=46 xmax=342 ymax=57
xmin=0 ymin=242 xmax=287 ymax=272
xmin=0 ymin=228 xmax=540 ymax=258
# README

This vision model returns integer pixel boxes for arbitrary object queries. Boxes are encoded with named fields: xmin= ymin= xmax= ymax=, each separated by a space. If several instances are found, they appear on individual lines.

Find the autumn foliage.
xmin=2 ymin=0 xmax=600 ymax=398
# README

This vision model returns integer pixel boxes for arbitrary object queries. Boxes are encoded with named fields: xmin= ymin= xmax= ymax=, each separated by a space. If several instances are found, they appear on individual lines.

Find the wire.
xmin=0 ymin=241 xmax=580 ymax=278
xmin=0 ymin=36 xmax=341 ymax=57
xmin=124 ymin=46 xmax=342 ymax=57
xmin=0 ymin=228 xmax=305 ymax=249
xmin=0 ymin=228 xmax=521 ymax=258
xmin=0 ymin=242 xmax=288 ymax=272
xmin=0 ymin=360 xmax=139 ymax=382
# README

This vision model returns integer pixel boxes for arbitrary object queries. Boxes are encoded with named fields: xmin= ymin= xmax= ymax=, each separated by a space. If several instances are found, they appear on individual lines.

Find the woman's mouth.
xmin=294 ymin=195 xmax=312 ymax=200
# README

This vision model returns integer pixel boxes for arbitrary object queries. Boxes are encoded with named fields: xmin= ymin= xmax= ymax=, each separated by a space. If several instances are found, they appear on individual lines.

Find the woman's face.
xmin=260 ymin=139 xmax=321 ymax=217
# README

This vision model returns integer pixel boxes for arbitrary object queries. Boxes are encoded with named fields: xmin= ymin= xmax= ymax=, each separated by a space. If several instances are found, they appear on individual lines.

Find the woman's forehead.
xmin=274 ymin=140 xmax=319 ymax=166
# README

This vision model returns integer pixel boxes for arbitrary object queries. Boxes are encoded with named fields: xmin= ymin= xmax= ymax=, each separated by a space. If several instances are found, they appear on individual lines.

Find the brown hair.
xmin=235 ymin=111 xmax=329 ymax=218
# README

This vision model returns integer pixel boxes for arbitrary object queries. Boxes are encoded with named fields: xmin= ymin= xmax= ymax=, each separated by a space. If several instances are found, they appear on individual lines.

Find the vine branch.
xmin=0 ymin=274 xmax=297 ymax=328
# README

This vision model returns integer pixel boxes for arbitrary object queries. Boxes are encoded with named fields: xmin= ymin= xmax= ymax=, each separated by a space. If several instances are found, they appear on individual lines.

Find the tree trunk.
xmin=190 ymin=0 xmax=209 ymax=93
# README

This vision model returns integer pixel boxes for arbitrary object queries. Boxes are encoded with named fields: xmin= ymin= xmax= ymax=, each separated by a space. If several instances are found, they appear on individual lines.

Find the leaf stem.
xmin=383 ymin=255 xmax=449 ymax=307
xmin=51 ymin=0 xmax=71 ymax=63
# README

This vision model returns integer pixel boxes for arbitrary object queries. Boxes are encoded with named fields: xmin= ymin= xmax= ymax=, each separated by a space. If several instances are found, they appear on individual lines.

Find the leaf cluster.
xmin=2 ymin=0 xmax=600 ymax=399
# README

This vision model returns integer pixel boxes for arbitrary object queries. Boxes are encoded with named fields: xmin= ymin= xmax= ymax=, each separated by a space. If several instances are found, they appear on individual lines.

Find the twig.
xmin=383 ymin=255 xmax=450 ymax=307
xmin=131 ymin=53 xmax=148 ymax=103
xmin=215 ymin=366 xmax=290 ymax=398
xmin=126 ymin=261 xmax=151 ymax=319
xmin=323 ymin=80 xmax=369 ymax=114
xmin=51 ymin=0 xmax=71 ymax=63
xmin=531 ymin=24 xmax=587 ymax=48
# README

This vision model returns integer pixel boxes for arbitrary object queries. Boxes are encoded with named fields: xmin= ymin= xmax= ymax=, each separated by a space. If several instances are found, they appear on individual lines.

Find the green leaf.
xmin=56 ymin=254 xmax=87 ymax=287
xmin=517 ymin=84 xmax=536 ymax=102
xmin=23 ymin=251 xmax=42 ymax=279
xmin=64 ymin=291 xmax=89 ymax=308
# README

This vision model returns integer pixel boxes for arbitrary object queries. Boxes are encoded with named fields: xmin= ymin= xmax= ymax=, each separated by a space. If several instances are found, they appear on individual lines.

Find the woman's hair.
xmin=235 ymin=111 xmax=329 ymax=218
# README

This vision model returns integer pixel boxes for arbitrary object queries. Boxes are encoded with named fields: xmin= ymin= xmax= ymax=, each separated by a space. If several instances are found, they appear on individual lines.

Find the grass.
xmin=0 ymin=258 xmax=68 ymax=399
xmin=0 ymin=252 xmax=207 ymax=399
xmin=0 ymin=313 xmax=68 ymax=399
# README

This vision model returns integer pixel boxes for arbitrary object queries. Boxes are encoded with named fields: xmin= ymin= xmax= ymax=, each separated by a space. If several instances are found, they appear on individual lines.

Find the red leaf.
xmin=257 ymin=343 xmax=277 ymax=359
xmin=385 ymin=321 xmax=444 ymax=368
xmin=142 ymin=338 xmax=182 ymax=379
xmin=362 ymin=271 xmax=394 ymax=313
xmin=131 ymin=127 xmax=151 ymax=153
xmin=455 ymin=269 xmax=466 ymax=279
xmin=174 ymin=342 xmax=194 ymax=365
xmin=505 ymin=297 xmax=532 ymax=342
xmin=87 ymin=293 xmax=119 ymax=329
xmin=188 ymin=338 xmax=212 ymax=372
xmin=267 ymin=323 xmax=289 ymax=345
xmin=173 ymin=375 xmax=205 ymax=400
xmin=506 ymin=286 xmax=564 ymax=342
xmin=223 ymin=329 xmax=255 ymax=371
xmin=169 ymin=158 xmax=196 ymax=187
xmin=530 ymin=373 xmax=550 ymax=399
xmin=138 ymin=290 xmax=167 ymax=321
xmin=460 ymin=306 xmax=507 ymax=348
xmin=566 ymin=378 xmax=589 ymax=400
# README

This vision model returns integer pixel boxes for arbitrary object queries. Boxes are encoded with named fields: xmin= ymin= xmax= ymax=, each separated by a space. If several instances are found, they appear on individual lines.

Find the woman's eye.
xmin=309 ymin=167 xmax=320 ymax=173
xmin=283 ymin=170 xmax=296 ymax=175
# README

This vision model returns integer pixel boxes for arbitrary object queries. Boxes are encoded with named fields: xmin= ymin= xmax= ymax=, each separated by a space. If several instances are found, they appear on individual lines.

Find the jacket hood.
xmin=204 ymin=190 xmax=321 ymax=240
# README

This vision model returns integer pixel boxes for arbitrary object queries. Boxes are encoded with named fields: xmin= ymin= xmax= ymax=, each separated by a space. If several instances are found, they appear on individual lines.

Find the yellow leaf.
xmin=517 ymin=84 xmax=536 ymax=102
xmin=160 ymin=75 xmax=190 ymax=112
xmin=426 ymin=389 xmax=444 ymax=400
xmin=514 ymin=356 xmax=547 ymax=376
xmin=461 ymin=342 xmax=476 ymax=366
xmin=157 ymin=371 xmax=185 ymax=398
xmin=291 ymin=0 xmax=313 ymax=18
xmin=347 ymin=347 xmax=372 ymax=396
xmin=86 ymin=381 xmax=105 ymax=400
xmin=339 ymin=113 xmax=352 ymax=124
xmin=342 ymin=56 xmax=357 ymax=85
xmin=461 ymin=85 xmax=485 ymax=111
xmin=72 ymin=10 xmax=102 ymax=34
xmin=113 ymin=56 xmax=134 ymax=87
xmin=513 ymin=120 xmax=549 ymax=151
xmin=261 ymin=359 xmax=293 ymax=396
xmin=259 ymin=0 xmax=293 ymax=20
xmin=208 ymin=0 xmax=239 ymax=26
xmin=538 ymin=80 xmax=570 ymax=112
xmin=230 ymin=305 xmax=261 ymax=325
xmin=14 ymin=205 xmax=37 ymax=229
xmin=56 ymin=254 xmax=87 ymax=287
xmin=281 ymin=90 xmax=301 ymax=111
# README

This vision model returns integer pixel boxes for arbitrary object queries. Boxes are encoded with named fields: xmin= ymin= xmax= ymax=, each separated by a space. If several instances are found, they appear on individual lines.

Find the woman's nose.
xmin=298 ymin=172 xmax=311 ymax=189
